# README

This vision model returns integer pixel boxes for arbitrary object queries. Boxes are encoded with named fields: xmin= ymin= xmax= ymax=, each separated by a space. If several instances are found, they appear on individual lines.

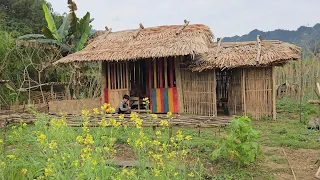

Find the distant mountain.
xmin=224 ymin=23 xmax=320 ymax=53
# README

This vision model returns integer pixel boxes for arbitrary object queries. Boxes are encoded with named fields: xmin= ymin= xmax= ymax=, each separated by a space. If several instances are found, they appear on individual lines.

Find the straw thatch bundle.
xmin=190 ymin=40 xmax=301 ymax=71
xmin=53 ymin=24 xmax=213 ymax=65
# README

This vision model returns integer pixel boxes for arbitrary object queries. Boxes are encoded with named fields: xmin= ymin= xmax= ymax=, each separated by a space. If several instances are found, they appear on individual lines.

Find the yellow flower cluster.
xmin=7 ymin=154 xmax=15 ymax=159
xmin=151 ymin=114 xmax=158 ymax=120
xmin=101 ymin=103 xmax=115 ymax=114
xmin=50 ymin=118 xmax=67 ymax=128
xmin=176 ymin=130 xmax=184 ymax=141
xmin=130 ymin=113 xmax=143 ymax=128
xmin=21 ymin=168 xmax=28 ymax=175
xmin=159 ymin=120 xmax=169 ymax=127
xmin=37 ymin=133 xmax=47 ymax=145
xmin=0 ymin=161 xmax=6 ymax=167
xmin=81 ymin=110 xmax=90 ymax=117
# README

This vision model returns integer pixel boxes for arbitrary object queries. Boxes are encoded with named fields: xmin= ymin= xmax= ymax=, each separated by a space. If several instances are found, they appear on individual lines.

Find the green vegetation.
xmin=212 ymin=116 xmax=262 ymax=167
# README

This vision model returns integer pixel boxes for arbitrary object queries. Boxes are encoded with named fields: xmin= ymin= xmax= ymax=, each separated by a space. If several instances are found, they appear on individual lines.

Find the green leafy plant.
xmin=16 ymin=1 xmax=93 ymax=54
xmin=211 ymin=116 xmax=262 ymax=168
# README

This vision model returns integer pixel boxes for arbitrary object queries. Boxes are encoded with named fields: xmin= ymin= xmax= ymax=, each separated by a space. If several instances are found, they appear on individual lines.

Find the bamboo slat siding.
xmin=181 ymin=69 xmax=216 ymax=116
xmin=244 ymin=67 xmax=273 ymax=119
xmin=228 ymin=69 xmax=243 ymax=116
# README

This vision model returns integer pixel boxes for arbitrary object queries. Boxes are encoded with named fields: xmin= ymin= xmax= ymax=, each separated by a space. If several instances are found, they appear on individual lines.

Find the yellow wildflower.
xmin=76 ymin=136 xmax=83 ymax=143
xmin=185 ymin=135 xmax=192 ymax=141
xmin=7 ymin=154 xmax=16 ymax=159
xmin=49 ymin=140 xmax=57 ymax=149
xmin=134 ymin=139 xmax=143 ymax=148
xmin=127 ymin=138 xmax=131 ymax=144
xmin=22 ymin=123 xmax=27 ymax=127
xmin=188 ymin=172 xmax=195 ymax=177
xmin=176 ymin=130 xmax=184 ymax=141
xmin=159 ymin=120 xmax=169 ymax=127
xmin=170 ymin=137 xmax=175 ymax=143
xmin=182 ymin=149 xmax=187 ymax=156
xmin=153 ymin=140 xmax=161 ymax=146
xmin=81 ymin=110 xmax=90 ymax=117
xmin=151 ymin=114 xmax=158 ymax=119
xmin=44 ymin=167 xmax=52 ymax=176
xmin=156 ymin=130 xmax=161 ymax=135
xmin=166 ymin=111 xmax=173 ymax=118
xmin=38 ymin=133 xmax=46 ymax=140
xmin=21 ymin=168 xmax=28 ymax=175
xmin=174 ymin=172 xmax=179 ymax=176
xmin=84 ymin=134 xmax=94 ymax=145
xmin=0 ymin=162 xmax=6 ymax=167
xmin=139 ymin=131 xmax=144 ymax=137
xmin=153 ymin=168 xmax=160 ymax=177
xmin=73 ymin=160 xmax=79 ymax=167
xmin=119 ymin=114 xmax=125 ymax=120
xmin=93 ymin=108 xmax=100 ymax=115
xmin=168 ymin=151 xmax=176 ymax=159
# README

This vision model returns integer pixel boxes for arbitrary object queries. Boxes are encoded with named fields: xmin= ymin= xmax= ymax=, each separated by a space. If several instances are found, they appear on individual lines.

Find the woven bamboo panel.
xmin=228 ymin=69 xmax=243 ymax=115
xmin=244 ymin=67 xmax=273 ymax=119
xmin=49 ymin=98 xmax=101 ymax=114
xmin=181 ymin=69 xmax=216 ymax=116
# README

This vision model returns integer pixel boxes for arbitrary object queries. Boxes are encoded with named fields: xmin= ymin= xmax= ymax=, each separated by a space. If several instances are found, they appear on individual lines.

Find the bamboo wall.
xmin=276 ymin=58 xmax=320 ymax=100
xmin=49 ymin=98 xmax=101 ymax=114
xmin=244 ymin=67 xmax=274 ymax=119
xmin=181 ymin=69 xmax=216 ymax=116
xmin=228 ymin=69 xmax=243 ymax=116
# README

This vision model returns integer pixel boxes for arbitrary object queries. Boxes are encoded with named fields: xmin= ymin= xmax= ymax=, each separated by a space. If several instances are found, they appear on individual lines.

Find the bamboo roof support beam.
xmin=256 ymin=35 xmax=262 ymax=63
xmin=176 ymin=19 xmax=190 ymax=35
xmin=105 ymin=26 xmax=112 ymax=34
xmin=133 ymin=23 xmax=144 ymax=38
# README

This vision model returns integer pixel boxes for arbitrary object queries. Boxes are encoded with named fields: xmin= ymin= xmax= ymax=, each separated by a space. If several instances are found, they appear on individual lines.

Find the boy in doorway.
xmin=116 ymin=94 xmax=131 ymax=114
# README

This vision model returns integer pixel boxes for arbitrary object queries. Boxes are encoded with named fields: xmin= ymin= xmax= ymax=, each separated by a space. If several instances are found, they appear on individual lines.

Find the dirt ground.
xmin=262 ymin=146 xmax=320 ymax=180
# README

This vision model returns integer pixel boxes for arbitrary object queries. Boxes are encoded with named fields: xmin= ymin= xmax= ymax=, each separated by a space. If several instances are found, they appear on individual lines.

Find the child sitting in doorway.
xmin=116 ymin=94 xmax=131 ymax=114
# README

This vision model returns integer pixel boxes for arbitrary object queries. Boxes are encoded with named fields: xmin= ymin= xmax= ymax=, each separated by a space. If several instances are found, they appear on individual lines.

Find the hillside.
xmin=224 ymin=23 xmax=320 ymax=53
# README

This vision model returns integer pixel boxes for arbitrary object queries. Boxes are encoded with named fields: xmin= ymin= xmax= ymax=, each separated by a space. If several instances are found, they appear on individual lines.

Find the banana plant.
xmin=17 ymin=1 xmax=93 ymax=55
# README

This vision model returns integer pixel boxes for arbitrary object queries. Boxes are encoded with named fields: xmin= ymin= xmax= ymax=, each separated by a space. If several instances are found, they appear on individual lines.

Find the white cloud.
xmin=47 ymin=0 xmax=320 ymax=38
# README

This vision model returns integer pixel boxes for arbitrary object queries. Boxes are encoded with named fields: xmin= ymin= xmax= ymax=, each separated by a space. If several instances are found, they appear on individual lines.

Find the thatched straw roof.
xmin=53 ymin=23 xmax=213 ymax=65
xmin=190 ymin=39 xmax=301 ymax=71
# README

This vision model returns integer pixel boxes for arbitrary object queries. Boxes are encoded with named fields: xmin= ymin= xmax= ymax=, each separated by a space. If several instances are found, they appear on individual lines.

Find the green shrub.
xmin=211 ymin=116 xmax=262 ymax=167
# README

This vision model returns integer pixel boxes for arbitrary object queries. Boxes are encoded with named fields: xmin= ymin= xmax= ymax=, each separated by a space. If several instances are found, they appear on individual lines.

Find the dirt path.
xmin=262 ymin=146 xmax=319 ymax=180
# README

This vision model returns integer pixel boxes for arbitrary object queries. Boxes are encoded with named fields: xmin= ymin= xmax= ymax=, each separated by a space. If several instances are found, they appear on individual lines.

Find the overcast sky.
xmin=47 ymin=0 xmax=319 ymax=38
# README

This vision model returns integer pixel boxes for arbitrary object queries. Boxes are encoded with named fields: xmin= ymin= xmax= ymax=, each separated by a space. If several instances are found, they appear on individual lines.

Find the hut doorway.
xmin=105 ymin=62 xmax=130 ymax=108
xmin=216 ymin=70 xmax=231 ymax=115
xmin=128 ymin=60 xmax=149 ymax=110
xmin=216 ymin=69 xmax=244 ymax=116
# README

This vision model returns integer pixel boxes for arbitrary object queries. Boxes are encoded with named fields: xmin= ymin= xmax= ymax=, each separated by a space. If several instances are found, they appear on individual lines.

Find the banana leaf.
xmin=42 ymin=26 xmax=55 ymax=39
xmin=76 ymin=25 xmax=92 ymax=51
xmin=58 ymin=14 xmax=71 ymax=41
xmin=42 ymin=3 xmax=61 ymax=41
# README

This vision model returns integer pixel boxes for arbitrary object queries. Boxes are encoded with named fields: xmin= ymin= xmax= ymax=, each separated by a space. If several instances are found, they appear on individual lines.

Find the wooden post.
xmin=175 ymin=56 xmax=184 ymax=113
xmin=107 ymin=63 xmax=111 ymax=90
xmin=164 ymin=57 xmax=168 ymax=88
xmin=272 ymin=65 xmax=277 ymax=120
xmin=101 ymin=62 xmax=107 ymax=103
xmin=242 ymin=69 xmax=247 ymax=116
xmin=153 ymin=59 xmax=157 ymax=88
xmin=256 ymin=35 xmax=262 ymax=63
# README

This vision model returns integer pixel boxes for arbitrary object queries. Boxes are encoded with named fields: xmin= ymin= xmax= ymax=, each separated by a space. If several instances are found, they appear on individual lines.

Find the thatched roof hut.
xmin=190 ymin=39 xmax=301 ymax=71
xmin=54 ymin=24 xmax=213 ymax=64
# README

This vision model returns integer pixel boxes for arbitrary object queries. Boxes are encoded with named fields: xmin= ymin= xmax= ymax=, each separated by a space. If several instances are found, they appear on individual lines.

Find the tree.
xmin=0 ymin=0 xmax=63 ymax=37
